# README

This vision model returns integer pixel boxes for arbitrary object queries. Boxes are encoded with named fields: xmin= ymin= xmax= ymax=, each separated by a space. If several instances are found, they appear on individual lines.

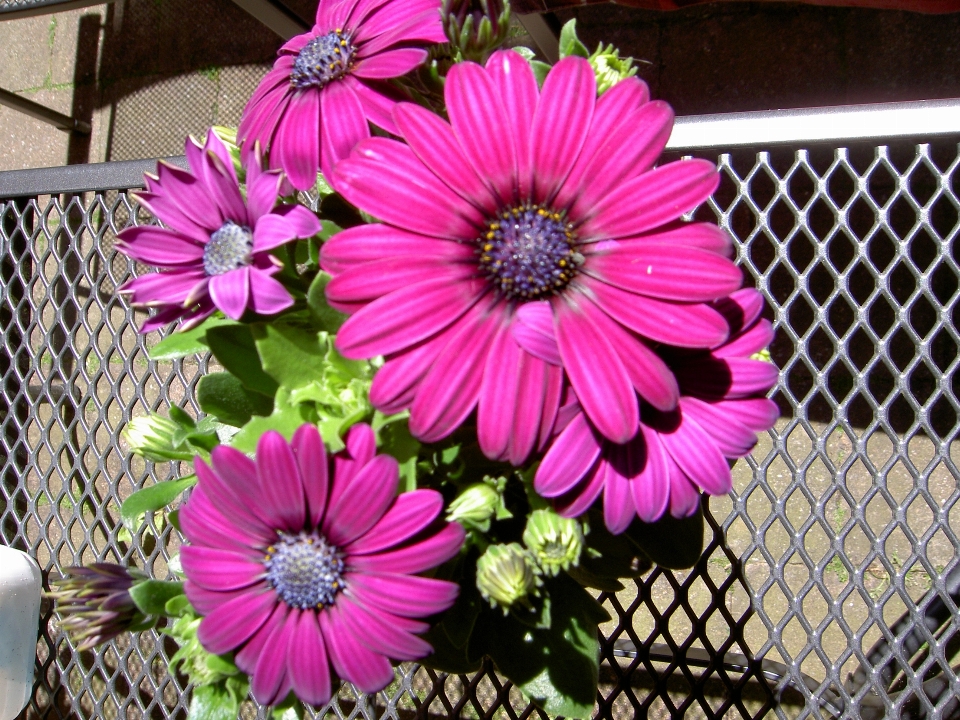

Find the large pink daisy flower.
xmin=238 ymin=0 xmax=446 ymax=189
xmin=323 ymin=50 xmax=744 ymax=464
xmin=118 ymin=130 xmax=321 ymax=332
xmin=179 ymin=423 xmax=464 ymax=706
xmin=534 ymin=289 xmax=780 ymax=533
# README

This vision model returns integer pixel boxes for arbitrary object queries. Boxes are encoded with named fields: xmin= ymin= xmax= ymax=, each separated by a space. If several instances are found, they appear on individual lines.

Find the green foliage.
xmin=625 ymin=505 xmax=705 ymax=570
xmin=306 ymin=271 xmax=348 ymax=333
xmin=120 ymin=475 xmax=197 ymax=532
xmin=196 ymin=372 xmax=274 ymax=427
xmin=206 ymin=324 xmax=279 ymax=397
xmin=148 ymin=316 xmax=235 ymax=360
xmin=129 ymin=580 xmax=185 ymax=616
xmin=558 ymin=20 xmax=589 ymax=59
xmin=230 ymin=388 xmax=319 ymax=452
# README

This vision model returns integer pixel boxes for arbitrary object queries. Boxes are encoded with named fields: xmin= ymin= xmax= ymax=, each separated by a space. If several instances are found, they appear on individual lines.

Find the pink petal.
xmin=320 ymin=80 xmax=370 ymax=181
xmin=353 ymin=48 xmax=427 ymax=79
xmin=477 ymin=323 xmax=522 ymax=461
xmin=507 ymin=352 xmax=553 ymax=466
xmin=585 ymin=244 xmax=743 ymax=302
xmin=537 ymin=363 xmax=564 ymax=452
xmin=333 ymin=137 xmax=483 ymax=240
xmin=486 ymin=50 xmax=539 ymax=200
xmin=553 ymin=78 xmax=652 ymax=211
xmin=273 ymin=90 xmax=320 ymax=191
xmin=319 ymin=605 xmax=395 ymax=693
xmin=716 ymin=287 xmax=766 ymax=331
xmin=630 ymin=425 xmax=671 ymax=523
xmin=196 ymin=455 xmax=274 ymax=540
xmin=326 ymin=257 xmax=476 ymax=309
xmin=602 ymin=449 xmax=636 ymax=534
xmin=321 ymin=223 xmax=476 ymax=276
xmin=208 ymin=267 xmax=251 ymax=320
xmin=251 ymin=609 xmax=295 ymax=706
xmin=324 ymin=455 xmax=399 ymax=545
xmin=344 ymin=76 xmax=404 ymax=136
xmin=184 ymin=581 xmax=248 ymax=616
xmin=712 ymin=319 xmax=776 ymax=359
xmin=445 ymin=60 xmax=516 ymax=204
xmin=512 ymin=301 xmax=562 ymax=366
xmin=711 ymin=397 xmax=779 ymax=433
xmin=680 ymin=396 xmax=758 ymax=458
xmin=535 ymin=412 xmax=602 ymax=497
xmin=667 ymin=457 xmax=701 ymax=518
xmin=288 ymin=611 xmax=332 ymax=706
xmin=253 ymin=207 xmax=321 ymax=252
xmin=326 ymin=424 xmax=377 ymax=517
xmin=152 ymin=161 xmax=222 ymax=230
xmin=555 ymin=298 xmax=638 ymax=444
xmin=530 ymin=56 xmax=595 ymax=205
xmin=256 ymin=430 xmax=308 ymax=532
xmin=120 ymin=270 xmax=208 ymax=307
xmin=249 ymin=268 xmax=294 ymax=316
xmin=578 ymin=159 xmax=720 ymax=241
xmin=200 ymin=145 xmax=247 ymax=225
xmin=338 ymin=596 xmax=431 ymax=660
xmin=367 ymin=332 xmax=449 ymax=415
xmin=676 ymin=357 xmax=779 ymax=399
xmin=392 ymin=102 xmax=498 ymax=215
xmin=583 ymin=277 xmax=729 ymax=348
xmin=335 ymin=276 xmax=487 ymax=359
xmin=554 ymin=462 xmax=605 ymax=519
xmin=568 ymin=101 xmax=675 ymax=219
xmin=345 ymin=572 xmax=459 ymax=617
xmin=131 ymin=191 xmax=210 ymax=245
xmin=348 ymin=522 xmax=465 ymax=574
xmin=179 ymin=488 xmax=260 ymax=554
xmin=233 ymin=602 xmax=286 ymax=674
xmin=180 ymin=546 xmax=263 ymax=591
xmin=291 ymin=423 xmax=330 ymax=528
xmin=245 ymin=168 xmax=282 ymax=224
xmin=658 ymin=414 xmax=731 ymax=495
xmin=116 ymin=227 xmax=204 ymax=266
xmin=197 ymin=590 xmax=276 ymax=655
xmin=346 ymin=489 xmax=443 ymax=555
xmin=408 ymin=298 xmax=500 ymax=443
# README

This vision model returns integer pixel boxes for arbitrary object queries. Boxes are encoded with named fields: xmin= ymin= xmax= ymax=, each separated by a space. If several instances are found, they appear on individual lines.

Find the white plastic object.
xmin=0 ymin=545 xmax=41 ymax=720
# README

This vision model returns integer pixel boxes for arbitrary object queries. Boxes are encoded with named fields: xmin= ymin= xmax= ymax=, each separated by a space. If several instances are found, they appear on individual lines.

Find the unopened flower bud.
xmin=476 ymin=543 xmax=540 ymax=612
xmin=522 ymin=509 xmax=584 ymax=575
xmin=211 ymin=126 xmax=244 ymax=179
xmin=447 ymin=483 xmax=499 ymax=527
xmin=123 ymin=413 xmax=193 ymax=462
xmin=48 ymin=564 xmax=146 ymax=651
xmin=441 ymin=0 xmax=511 ymax=63
xmin=589 ymin=43 xmax=637 ymax=95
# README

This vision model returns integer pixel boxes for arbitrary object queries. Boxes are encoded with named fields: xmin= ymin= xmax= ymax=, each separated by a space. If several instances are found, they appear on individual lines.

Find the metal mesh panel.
xmin=1 ymin=137 xmax=958 ymax=720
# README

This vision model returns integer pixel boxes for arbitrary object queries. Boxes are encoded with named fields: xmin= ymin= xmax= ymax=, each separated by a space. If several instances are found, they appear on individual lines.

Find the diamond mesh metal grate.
xmin=1 ymin=137 xmax=958 ymax=720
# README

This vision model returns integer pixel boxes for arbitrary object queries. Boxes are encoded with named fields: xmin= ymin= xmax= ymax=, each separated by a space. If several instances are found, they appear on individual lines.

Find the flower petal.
xmin=319 ymin=605 xmax=395 ymax=693
xmin=288 ymin=611 xmax=332 ymax=706
xmin=346 ymin=489 xmax=443 ymax=555
xmin=555 ymin=298 xmax=638 ymax=444
xmin=326 ymin=257 xmax=476 ymax=309
xmin=256 ymin=430 xmax=308 ymax=532
xmin=681 ymin=397 xmax=758 ymax=458
xmin=292 ymin=423 xmax=329 ymax=528
xmin=530 ymin=56 xmax=595 ymax=205
xmin=345 ymin=572 xmax=458 ymax=617
xmin=181 ymin=546 xmax=263 ymax=591
xmin=368 ymin=331 xmax=449 ymax=415
xmin=253 ymin=207 xmax=321 ymax=253
xmin=251 ymin=608 xmax=295 ymax=706
xmin=535 ymin=412 xmax=603 ymax=498
xmin=208 ymin=267 xmax=251 ymax=320
xmin=353 ymin=48 xmax=427 ymax=79
xmin=272 ymin=90 xmax=320 ymax=191
xmin=324 ymin=454 xmax=398 ymax=546
xmin=632 ymin=424 xmax=671 ymax=523
xmin=320 ymin=79 xmax=370 ymax=181
xmin=344 ymin=76 xmax=404 ymax=135
xmin=478 ymin=323 xmax=522 ymax=462
xmin=197 ymin=589 xmax=276 ymax=655
xmin=603 ymin=448 xmax=636 ymax=535
xmin=249 ymin=268 xmax=294 ymax=316
xmin=512 ymin=301 xmax=562 ymax=366
xmin=116 ymin=227 xmax=204 ymax=266
xmin=348 ymin=522 xmax=465 ymax=574
xmin=486 ymin=50 xmax=539 ymax=200
xmin=657 ymin=413 xmax=731 ymax=495
xmin=338 ymin=596 xmax=431 ymax=660
xmin=321 ymin=223 xmax=476 ymax=276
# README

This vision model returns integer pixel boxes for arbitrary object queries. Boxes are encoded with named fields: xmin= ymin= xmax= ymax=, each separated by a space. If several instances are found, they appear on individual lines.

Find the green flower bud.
xmin=123 ymin=413 xmax=194 ymax=462
xmin=476 ymin=543 xmax=540 ymax=612
xmin=447 ymin=483 xmax=500 ymax=527
xmin=750 ymin=348 xmax=772 ymax=363
xmin=522 ymin=508 xmax=584 ymax=575
xmin=589 ymin=43 xmax=638 ymax=95
xmin=441 ymin=0 xmax=511 ymax=63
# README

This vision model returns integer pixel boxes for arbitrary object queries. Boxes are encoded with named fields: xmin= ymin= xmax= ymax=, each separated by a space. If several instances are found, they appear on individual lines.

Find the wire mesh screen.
xmin=1 ymin=136 xmax=958 ymax=720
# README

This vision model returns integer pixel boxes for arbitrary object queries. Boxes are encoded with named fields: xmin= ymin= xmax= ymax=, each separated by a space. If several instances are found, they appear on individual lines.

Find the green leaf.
xmin=420 ymin=623 xmax=483 ymax=674
xmin=189 ymin=683 xmax=242 ymax=720
xmin=376 ymin=416 xmax=421 ymax=493
xmin=625 ymin=504 xmax=705 ymax=570
xmin=558 ymin=19 xmax=589 ymax=59
xmin=165 ymin=594 xmax=191 ymax=617
xmin=147 ymin=316 xmax=233 ymax=361
xmin=230 ymin=388 xmax=317 ymax=452
xmin=306 ymin=271 xmax=348 ymax=333
xmin=120 ymin=475 xmax=197 ymax=530
xmin=197 ymin=372 xmax=274 ymax=427
xmin=252 ymin=322 xmax=328 ymax=391
xmin=474 ymin=574 xmax=606 ymax=719
xmin=205 ymin=324 xmax=279 ymax=396
xmin=168 ymin=405 xmax=196 ymax=429
xmin=530 ymin=60 xmax=551 ymax=87
xmin=129 ymin=580 xmax=185 ymax=616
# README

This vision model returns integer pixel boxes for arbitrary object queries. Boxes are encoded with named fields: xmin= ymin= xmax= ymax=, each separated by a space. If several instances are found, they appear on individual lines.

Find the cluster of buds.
xmin=441 ymin=0 xmax=511 ymax=63
xmin=48 ymin=564 xmax=146 ymax=651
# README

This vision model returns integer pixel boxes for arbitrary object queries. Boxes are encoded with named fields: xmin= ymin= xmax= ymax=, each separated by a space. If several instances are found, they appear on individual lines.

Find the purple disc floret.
xmin=117 ymin=130 xmax=321 ymax=332
xmin=534 ymin=288 xmax=780 ymax=532
xmin=237 ymin=0 xmax=447 ymax=189
xmin=323 ymin=50 xmax=744 ymax=465
xmin=179 ymin=423 xmax=464 ymax=706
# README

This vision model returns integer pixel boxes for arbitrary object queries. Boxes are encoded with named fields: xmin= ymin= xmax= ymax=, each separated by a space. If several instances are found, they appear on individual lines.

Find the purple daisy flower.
xmin=323 ymin=50 xmax=743 ymax=464
xmin=534 ymin=289 xmax=780 ymax=533
xmin=237 ymin=0 xmax=447 ymax=190
xmin=118 ymin=130 xmax=321 ymax=332
xmin=179 ymin=423 xmax=464 ymax=706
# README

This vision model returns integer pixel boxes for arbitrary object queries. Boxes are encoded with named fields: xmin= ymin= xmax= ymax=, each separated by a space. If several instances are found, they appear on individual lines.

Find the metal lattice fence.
xmin=1 ymin=104 xmax=959 ymax=720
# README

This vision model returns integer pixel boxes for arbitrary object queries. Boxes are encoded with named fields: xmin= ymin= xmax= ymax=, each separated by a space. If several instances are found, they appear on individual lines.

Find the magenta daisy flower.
xmin=118 ymin=130 xmax=321 ymax=332
xmin=179 ymin=423 xmax=464 ymax=706
xmin=534 ymin=289 xmax=780 ymax=533
xmin=323 ymin=50 xmax=744 ymax=464
xmin=237 ymin=0 xmax=446 ymax=190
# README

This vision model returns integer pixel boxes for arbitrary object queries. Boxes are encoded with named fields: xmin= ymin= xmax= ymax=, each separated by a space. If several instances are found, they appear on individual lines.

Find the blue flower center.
xmin=478 ymin=205 xmax=582 ymax=301
xmin=291 ymin=30 xmax=356 ymax=90
xmin=264 ymin=532 xmax=345 ymax=610
xmin=204 ymin=221 xmax=253 ymax=276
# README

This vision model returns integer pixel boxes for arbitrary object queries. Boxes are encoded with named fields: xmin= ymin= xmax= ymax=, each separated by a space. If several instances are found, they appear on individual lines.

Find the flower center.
xmin=290 ymin=30 xmax=356 ymax=90
xmin=203 ymin=221 xmax=253 ymax=276
xmin=264 ymin=531 xmax=345 ymax=609
xmin=478 ymin=205 xmax=582 ymax=301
